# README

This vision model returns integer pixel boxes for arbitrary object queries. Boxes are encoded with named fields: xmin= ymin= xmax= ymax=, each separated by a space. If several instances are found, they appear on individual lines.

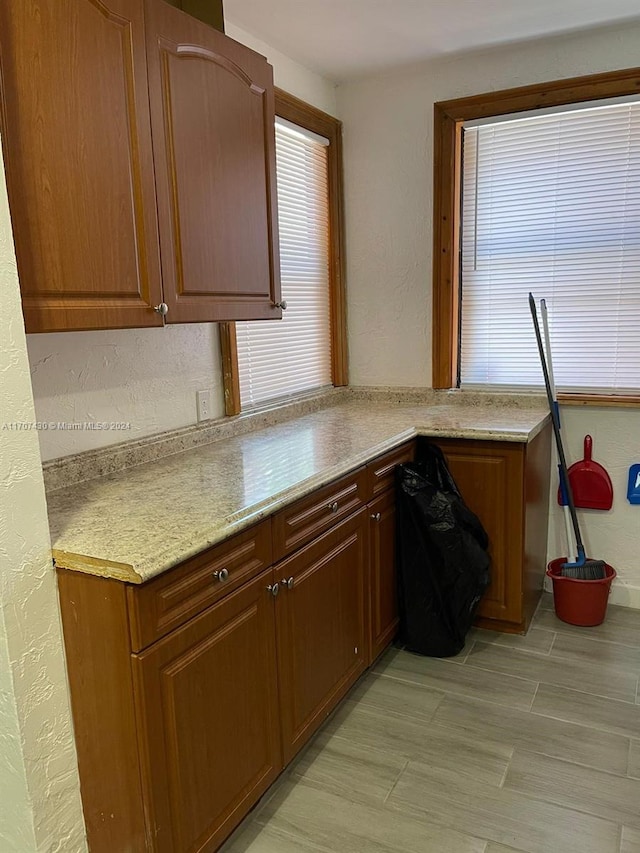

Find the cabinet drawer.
xmin=127 ymin=520 xmax=272 ymax=651
xmin=366 ymin=440 xmax=416 ymax=500
xmin=272 ymin=468 xmax=367 ymax=561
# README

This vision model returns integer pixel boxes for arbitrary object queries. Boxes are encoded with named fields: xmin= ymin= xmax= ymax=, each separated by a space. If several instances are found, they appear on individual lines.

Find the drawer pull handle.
xmin=212 ymin=568 xmax=229 ymax=583
xmin=328 ymin=501 xmax=339 ymax=513
xmin=371 ymin=512 xmax=381 ymax=522
xmin=267 ymin=582 xmax=280 ymax=598
xmin=280 ymin=576 xmax=294 ymax=590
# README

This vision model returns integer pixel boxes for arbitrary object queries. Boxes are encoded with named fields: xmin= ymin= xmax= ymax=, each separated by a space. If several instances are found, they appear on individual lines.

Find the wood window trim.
xmin=220 ymin=89 xmax=348 ymax=416
xmin=433 ymin=67 xmax=640 ymax=406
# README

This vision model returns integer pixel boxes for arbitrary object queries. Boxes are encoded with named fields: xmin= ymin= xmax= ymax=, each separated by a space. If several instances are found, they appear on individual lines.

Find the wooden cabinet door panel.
xmin=369 ymin=489 xmax=399 ymax=663
xmin=145 ymin=0 xmax=282 ymax=323
xmin=0 ymin=0 xmax=163 ymax=332
xmin=276 ymin=510 xmax=368 ymax=763
xmin=434 ymin=439 xmax=525 ymax=624
xmin=132 ymin=569 xmax=281 ymax=853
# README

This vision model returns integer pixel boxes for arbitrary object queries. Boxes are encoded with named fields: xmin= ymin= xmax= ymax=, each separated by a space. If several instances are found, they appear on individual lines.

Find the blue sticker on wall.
xmin=628 ymin=464 xmax=640 ymax=505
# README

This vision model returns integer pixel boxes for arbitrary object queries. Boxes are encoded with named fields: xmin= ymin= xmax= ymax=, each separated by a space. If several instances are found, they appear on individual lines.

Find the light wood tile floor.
xmin=221 ymin=594 xmax=640 ymax=853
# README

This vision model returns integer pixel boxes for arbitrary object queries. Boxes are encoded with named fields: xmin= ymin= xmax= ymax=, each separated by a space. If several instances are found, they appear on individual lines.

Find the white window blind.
xmin=235 ymin=119 xmax=332 ymax=409
xmin=460 ymin=100 xmax=640 ymax=394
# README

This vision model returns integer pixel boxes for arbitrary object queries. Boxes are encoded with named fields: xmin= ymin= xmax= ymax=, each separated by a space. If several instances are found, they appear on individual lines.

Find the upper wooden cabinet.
xmin=145 ymin=0 xmax=282 ymax=323
xmin=0 ymin=0 xmax=282 ymax=333
xmin=0 ymin=0 xmax=164 ymax=332
xmin=146 ymin=0 xmax=280 ymax=322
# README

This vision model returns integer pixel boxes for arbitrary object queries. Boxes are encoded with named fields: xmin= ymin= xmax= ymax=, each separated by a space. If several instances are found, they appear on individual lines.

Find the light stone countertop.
xmin=47 ymin=399 xmax=549 ymax=584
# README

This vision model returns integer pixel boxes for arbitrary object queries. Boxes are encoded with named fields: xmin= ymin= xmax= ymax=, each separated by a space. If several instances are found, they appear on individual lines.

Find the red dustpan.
xmin=558 ymin=435 xmax=613 ymax=510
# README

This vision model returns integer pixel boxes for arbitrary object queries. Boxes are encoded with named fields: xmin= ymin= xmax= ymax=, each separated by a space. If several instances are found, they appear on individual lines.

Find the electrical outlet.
xmin=197 ymin=389 xmax=212 ymax=422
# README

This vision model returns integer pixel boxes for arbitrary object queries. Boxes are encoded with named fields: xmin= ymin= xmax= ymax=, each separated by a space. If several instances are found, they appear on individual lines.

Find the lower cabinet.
xmin=368 ymin=488 xmax=399 ymax=663
xmin=130 ymin=569 xmax=281 ymax=853
xmin=433 ymin=429 xmax=551 ymax=633
xmin=58 ymin=496 xmax=373 ymax=852
xmin=57 ymin=431 xmax=548 ymax=852
xmin=366 ymin=439 xmax=416 ymax=664
xmin=275 ymin=510 xmax=368 ymax=763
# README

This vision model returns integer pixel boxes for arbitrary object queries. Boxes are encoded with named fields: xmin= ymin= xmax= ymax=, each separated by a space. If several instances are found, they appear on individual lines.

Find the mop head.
xmin=560 ymin=559 xmax=608 ymax=580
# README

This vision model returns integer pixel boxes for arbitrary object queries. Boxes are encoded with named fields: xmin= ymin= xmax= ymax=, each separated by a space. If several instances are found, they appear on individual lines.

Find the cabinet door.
xmin=131 ymin=569 xmax=282 ymax=853
xmin=145 ymin=0 xmax=282 ymax=323
xmin=369 ymin=489 xmax=399 ymax=663
xmin=276 ymin=510 xmax=368 ymax=763
xmin=0 ymin=0 xmax=163 ymax=332
xmin=434 ymin=439 xmax=525 ymax=625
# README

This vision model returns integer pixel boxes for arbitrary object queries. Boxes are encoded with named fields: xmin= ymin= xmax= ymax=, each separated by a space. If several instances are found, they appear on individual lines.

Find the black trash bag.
xmin=395 ymin=441 xmax=491 ymax=657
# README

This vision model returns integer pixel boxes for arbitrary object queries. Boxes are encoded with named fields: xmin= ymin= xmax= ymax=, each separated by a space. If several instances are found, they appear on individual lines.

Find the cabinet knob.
xmin=274 ymin=300 xmax=288 ymax=310
xmin=280 ymin=576 xmax=294 ymax=590
xmin=154 ymin=302 xmax=169 ymax=317
xmin=267 ymin=582 xmax=280 ymax=598
xmin=371 ymin=512 xmax=381 ymax=522
xmin=328 ymin=501 xmax=339 ymax=514
xmin=212 ymin=568 xmax=229 ymax=583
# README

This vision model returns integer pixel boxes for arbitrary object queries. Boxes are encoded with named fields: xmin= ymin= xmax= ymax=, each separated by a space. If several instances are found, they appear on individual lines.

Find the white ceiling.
xmin=223 ymin=0 xmax=640 ymax=81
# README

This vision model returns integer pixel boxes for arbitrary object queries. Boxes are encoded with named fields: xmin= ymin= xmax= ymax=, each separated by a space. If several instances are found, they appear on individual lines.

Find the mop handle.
xmin=541 ymin=299 xmax=575 ymax=561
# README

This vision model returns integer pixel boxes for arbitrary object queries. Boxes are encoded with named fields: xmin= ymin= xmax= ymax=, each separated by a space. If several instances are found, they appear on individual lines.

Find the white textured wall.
xmin=28 ymin=325 xmax=224 ymax=461
xmin=28 ymin=28 xmax=337 ymax=462
xmin=0 ymin=146 xmax=87 ymax=851
xmin=0 ymin=615 xmax=37 ymax=853
xmin=336 ymin=21 xmax=640 ymax=605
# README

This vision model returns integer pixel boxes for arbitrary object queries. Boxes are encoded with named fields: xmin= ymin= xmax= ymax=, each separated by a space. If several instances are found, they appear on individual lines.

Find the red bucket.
xmin=546 ymin=558 xmax=616 ymax=627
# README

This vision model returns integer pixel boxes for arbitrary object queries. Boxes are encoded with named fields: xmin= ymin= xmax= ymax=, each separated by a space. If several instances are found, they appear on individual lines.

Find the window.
xmin=460 ymin=99 xmax=639 ymax=393
xmin=236 ymin=119 xmax=331 ymax=407
xmin=433 ymin=69 xmax=640 ymax=404
xmin=220 ymin=90 xmax=347 ymax=415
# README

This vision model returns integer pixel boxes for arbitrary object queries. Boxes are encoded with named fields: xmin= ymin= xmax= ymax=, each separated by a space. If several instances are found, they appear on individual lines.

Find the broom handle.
xmin=541 ymin=300 xmax=576 ymax=562
xmin=528 ymin=294 xmax=585 ymax=557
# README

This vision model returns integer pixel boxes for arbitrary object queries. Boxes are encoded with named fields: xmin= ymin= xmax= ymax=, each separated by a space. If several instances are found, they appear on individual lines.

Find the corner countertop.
xmin=47 ymin=398 xmax=549 ymax=584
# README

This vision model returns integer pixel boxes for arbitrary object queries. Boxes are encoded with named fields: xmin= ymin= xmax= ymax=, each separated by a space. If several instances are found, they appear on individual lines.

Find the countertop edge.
xmin=53 ymin=550 xmax=142 ymax=584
